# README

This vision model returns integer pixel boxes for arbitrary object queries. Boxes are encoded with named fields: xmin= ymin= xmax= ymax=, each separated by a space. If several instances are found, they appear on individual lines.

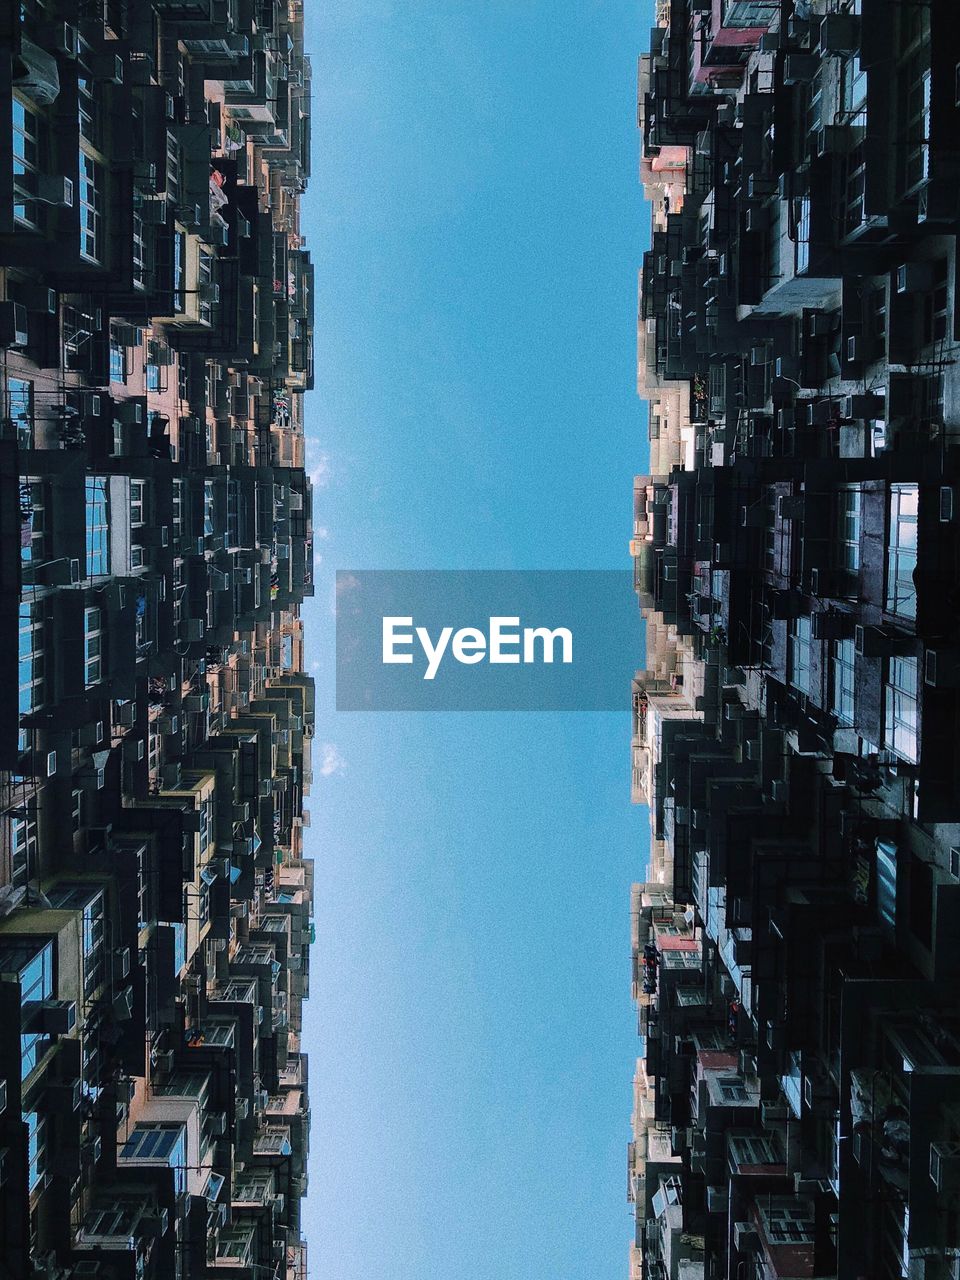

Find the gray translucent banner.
xmin=335 ymin=570 xmax=642 ymax=711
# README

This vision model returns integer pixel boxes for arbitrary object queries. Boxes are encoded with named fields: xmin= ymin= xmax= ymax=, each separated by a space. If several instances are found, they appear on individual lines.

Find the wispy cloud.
xmin=309 ymin=452 xmax=332 ymax=488
xmin=319 ymin=742 xmax=346 ymax=778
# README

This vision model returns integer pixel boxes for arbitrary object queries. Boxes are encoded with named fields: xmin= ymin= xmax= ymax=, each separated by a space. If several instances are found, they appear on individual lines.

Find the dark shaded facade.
xmin=0 ymin=2 xmax=315 ymax=1278
xmin=628 ymin=3 xmax=960 ymax=1279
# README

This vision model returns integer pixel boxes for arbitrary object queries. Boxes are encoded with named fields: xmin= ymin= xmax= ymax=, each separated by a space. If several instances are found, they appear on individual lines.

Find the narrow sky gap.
xmin=299 ymin=2 xmax=655 ymax=1277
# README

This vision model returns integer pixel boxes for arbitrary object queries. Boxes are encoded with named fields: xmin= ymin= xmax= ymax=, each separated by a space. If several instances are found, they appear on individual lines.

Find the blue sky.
xmin=299 ymin=3 xmax=653 ymax=1277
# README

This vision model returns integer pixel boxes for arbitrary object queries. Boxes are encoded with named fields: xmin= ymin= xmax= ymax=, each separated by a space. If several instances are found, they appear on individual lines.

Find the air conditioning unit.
xmin=116 ymin=701 xmax=137 ymax=728
xmin=925 ymin=649 xmax=960 ymax=689
xmin=34 ymin=170 xmax=74 ymax=207
xmin=814 ymin=125 xmax=849 ymax=157
xmin=76 ymin=721 xmax=104 ymax=747
xmin=930 ymin=1142 xmax=960 ymax=1192
xmin=178 ymin=203 xmax=203 ymax=228
xmin=809 ymin=567 xmax=855 ymax=599
xmin=777 ymin=494 xmax=804 ymax=522
xmin=158 ymin=714 xmax=180 ymax=735
xmin=132 ymin=161 xmax=157 ymax=187
xmin=93 ymin=52 xmax=124 ymax=83
xmin=123 ymin=737 xmax=145 ymax=762
xmin=22 ymin=284 xmax=57 ymax=314
xmin=769 ymin=779 xmax=789 ymax=803
xmin=820 ymin=13 xmax=860 ymax=52
xmin=783 ymin=53 xmax=818 ymax=85
xmin=733 ymin=1221 xmax=759 ymax=1252
xmin=706 ymin=1185 xmax=727 ymax=1214
xmin=34 ymin=999 xmax=77 ymax=1034
xmin=896 ymin=262 xmax=935 ymax=294
xmin=184 ymin=618 xmax=206 ymax=642
xmin=0 ymin=301 xmax=29 ymax=348
xmin=161 ymin=763 xmax=181 ymax=790
xmin=207 ymin=1112 xmax=226 ymax=1137
xmin=154 ymin=1049 xmax=175 ymax=1073
xmin=116 ymin=399 xmax=144 ymax=425
xmin=198 ymin=282 xmax=220 ymax=304
xmin=760 ymin=1099 xmax=787 ymax=1124
xmin=855 ymin=624 xmax=913 ymax=659
xmin=54 ymin=22 xmax=80 ymax=56
xmin=843 ymin=392 xmax=885 ymax=420
xmin=140 ymin=199 xmax=168 ymax=226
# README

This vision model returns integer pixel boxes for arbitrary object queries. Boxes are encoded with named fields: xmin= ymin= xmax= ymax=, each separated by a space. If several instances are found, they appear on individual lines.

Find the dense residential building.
xmin=0 ymin=2 xmax=315 ymax=1278
xmin=628 ymin=2 xmax=960 ymax=1279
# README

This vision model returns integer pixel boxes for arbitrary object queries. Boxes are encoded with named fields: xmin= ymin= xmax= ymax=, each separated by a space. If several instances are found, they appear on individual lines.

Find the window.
xmin=25 ymin=1109 xmax=47 ymax=1192
xmin=172 ymin=478 xmax=183 ymax=538
xmin=895 ymin=12 xmax=931 ymax=197
xmin=886 ymin=485 xmax=918 ymax=620
xmin=19 ymin=601 xmax=45 ymax=721
xmin=77 ymin=72 xmax=102 ymax=149
xmin=173 ymin=231 xmax=186 ymax=311
xmin=84 ymin=608 xmax=103 ymax=686
xmin=8 ymin=377 xmax=34 ymax=448
xmin=19 ymin=477 xmax=45 ymax=564
xmin=132 ymin=211 xmax=146 ymax=289
xmin=85 ymin=476 xmax=111 ymax=576
xmin=836 ymin=486 xmax=862 ymax=571
xmin=876 ymin=840 xmax=897 ymax=929
xmin=78 ymin=150 xmax=104 ymax=262
xmin=214 ymin=1225 xmax=255 ymax=1263
xmin=47 ymin=884 xmax=105 ymax=996
xmin=842 ymin=55 xmax=867 ymax=124
xmin=788 ymin=616 xmax=813 ymax=696
xmin=203 ymin=480 xmax=215 ymax=536
xmin=153 ymin=1072 xmax=210 ymax=1105
xmin=227 ymin=479 xmax=240 ymax=548
xmin=199 ymin=797 xmax=213 ymax=851
xmin=12 ymin=96 xmax=45 ymax=229
xmin=884 ymin=655 xmax=919 ymax=763
xmin=71 ymin=789 xmax=83 ymax=834
xmin=198 ymin=250 xmax=215 ymax=324
xmin=794 ymin=195 xmax=811 ymax=275
xmin=130 ymin=480 xmax=146 ymax=526
xmin=79 ymin=1201 xmax=144 ymax=1244
xmin=718 ymin=1076 xmax=749 ymax=1103
xmin=0 ymin=940 xmax=55 ymax=1078
xmin=202 ymin=1022 xmax=235 ymax=1048
xmin=109 ymin=331 xmax=126 ymax=384
xmin=923 ymin=259 xmax=949 ymax=346
xmin=136 ymin=845 xmax=150 ymax=931
xmin=120 ymin=1124 xmax=188 ymax=1193
xmin=9 ymin=811 xmax=37 ymax=888
xmin=165 ymin=131 xmax=180 ymax=206
xmin=831 ymin=639 xmax=856 ymax=725
xmin=763 ymin=1204 xmax=815 ymax=1245
xmin=730 ymin=1134 xmax=779 ymax=1167
xmin=171 ymin=921 xmax=187 ymax=974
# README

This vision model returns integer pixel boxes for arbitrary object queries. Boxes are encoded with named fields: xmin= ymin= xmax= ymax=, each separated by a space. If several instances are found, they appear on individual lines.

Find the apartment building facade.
xmin=0 ymin=1 xmax=315 ymax=1278
xmin=629 ymin=2 xmax=960 ymax=1279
